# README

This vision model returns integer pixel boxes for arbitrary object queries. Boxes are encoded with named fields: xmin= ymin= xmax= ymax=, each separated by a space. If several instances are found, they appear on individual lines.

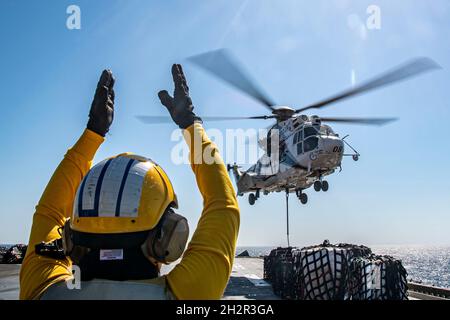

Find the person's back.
xmin=19 ymin=66 xmax=240 ymax=300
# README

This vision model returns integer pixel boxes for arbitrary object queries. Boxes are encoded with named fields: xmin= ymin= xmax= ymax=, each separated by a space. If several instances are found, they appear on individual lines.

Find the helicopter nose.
xmin=321 ymin=136 xmax=344 ymax=154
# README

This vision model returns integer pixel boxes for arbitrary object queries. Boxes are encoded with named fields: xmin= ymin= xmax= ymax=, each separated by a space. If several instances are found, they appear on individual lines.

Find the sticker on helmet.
xmin=99 ymin=249 xmax=124 ymax=261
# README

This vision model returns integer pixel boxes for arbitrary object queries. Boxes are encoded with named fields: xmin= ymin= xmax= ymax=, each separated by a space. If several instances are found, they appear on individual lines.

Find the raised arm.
xmin=158 ymin=65 xmax=240 ymax=299
xmin=20 ymin=70 xmax=115 ymax=299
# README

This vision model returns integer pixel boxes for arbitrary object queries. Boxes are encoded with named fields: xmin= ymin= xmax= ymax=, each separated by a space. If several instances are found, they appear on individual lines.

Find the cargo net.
xmin=349 ymin=255 xmax=408 ymax=300
xmin=263 ymin=240 xmax=408 ymax=300
xmin=263 ymin=247 xmax=297 ymax=299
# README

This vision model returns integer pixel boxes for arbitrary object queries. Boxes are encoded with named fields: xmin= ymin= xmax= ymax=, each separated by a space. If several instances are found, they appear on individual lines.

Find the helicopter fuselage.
xmin=230 ymin=115 xmax=350 ymax=203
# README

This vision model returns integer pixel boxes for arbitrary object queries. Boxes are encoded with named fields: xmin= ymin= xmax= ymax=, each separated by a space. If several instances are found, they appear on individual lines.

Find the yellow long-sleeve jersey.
xmin=20 ymin=123 xmax=240 ymax=300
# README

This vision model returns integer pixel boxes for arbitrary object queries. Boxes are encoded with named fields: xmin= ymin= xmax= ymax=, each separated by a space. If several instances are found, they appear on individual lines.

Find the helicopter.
xmin=138 ymin=49 xmax=440 ymax=206
xmin=226 ymin=114 xmax=358 ymax=206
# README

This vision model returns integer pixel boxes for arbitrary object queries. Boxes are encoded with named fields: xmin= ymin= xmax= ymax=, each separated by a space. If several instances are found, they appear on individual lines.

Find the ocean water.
xmin=236 ymin=246 xmax=450 ymax=289
xmin=3 ymin=244 xmax=449 ymax=289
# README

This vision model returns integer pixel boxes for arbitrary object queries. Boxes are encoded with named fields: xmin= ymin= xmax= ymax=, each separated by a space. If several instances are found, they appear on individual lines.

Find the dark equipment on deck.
xmin=263 ymin=241 xmax=408 ymax=300
xmin=237 ymin=250 xmax=250 ymax=257
xmin=0 ymin=245 xmax=27 ymax=264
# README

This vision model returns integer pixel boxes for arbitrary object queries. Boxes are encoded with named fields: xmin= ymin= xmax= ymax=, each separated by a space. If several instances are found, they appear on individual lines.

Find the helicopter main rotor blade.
xmin=320 ymin=117 xmax=398 ymax=126
xmin=188 ymin=49 xmax=277 ymax=111
xmin=136 ymin=115 xmax=275 ymax=124
xmin=296 ymin=57 xmax=441 ymax=114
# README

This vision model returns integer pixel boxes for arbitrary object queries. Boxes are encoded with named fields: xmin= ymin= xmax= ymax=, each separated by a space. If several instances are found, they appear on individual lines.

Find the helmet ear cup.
xmin=61 ymin=219 xmax=91 ymax=264
xmin=143 ymin=210 xmax=189 ymax=264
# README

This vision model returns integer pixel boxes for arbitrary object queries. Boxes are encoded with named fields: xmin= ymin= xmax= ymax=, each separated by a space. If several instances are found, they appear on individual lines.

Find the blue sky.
xmin=0 ymin=0 xmax=449 ymax=246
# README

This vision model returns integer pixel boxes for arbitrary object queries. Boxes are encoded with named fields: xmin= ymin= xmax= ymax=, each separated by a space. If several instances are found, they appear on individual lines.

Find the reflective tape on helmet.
xmin=72 ymin=154 xmax=177 ymax=234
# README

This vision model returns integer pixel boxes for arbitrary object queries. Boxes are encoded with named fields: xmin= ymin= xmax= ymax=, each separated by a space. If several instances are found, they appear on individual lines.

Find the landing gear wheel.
xmin=249 ymin=193 xmax=256 ymax=206
xmin=322 ymin=180 xmax=329 ymax=192
xmin=353 ymin=155 xmax=359 ymax=161
xmin=299 ymin=193 xmax=308 ymax=205
xmin=314 ymin=181 xmax=322 ymax=192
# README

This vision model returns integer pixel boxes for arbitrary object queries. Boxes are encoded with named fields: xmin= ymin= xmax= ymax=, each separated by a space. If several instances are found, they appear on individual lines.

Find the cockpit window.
xmin=297 ymin=142 xmax=303 ymax=155
xmin=304 ymin=126 xmax=318 ymax=138
xmin=304 ymin=137 xmax=318 ymax=152
xmin=293 ymin=130 xmax=303 ymax=144
xmin=319 ymin=125 xmax=336 ymax=136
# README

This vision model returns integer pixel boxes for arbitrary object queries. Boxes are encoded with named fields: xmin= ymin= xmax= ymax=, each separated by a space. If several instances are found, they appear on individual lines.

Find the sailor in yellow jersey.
xmin=19 ymin=65 xmax=240 ymax=300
